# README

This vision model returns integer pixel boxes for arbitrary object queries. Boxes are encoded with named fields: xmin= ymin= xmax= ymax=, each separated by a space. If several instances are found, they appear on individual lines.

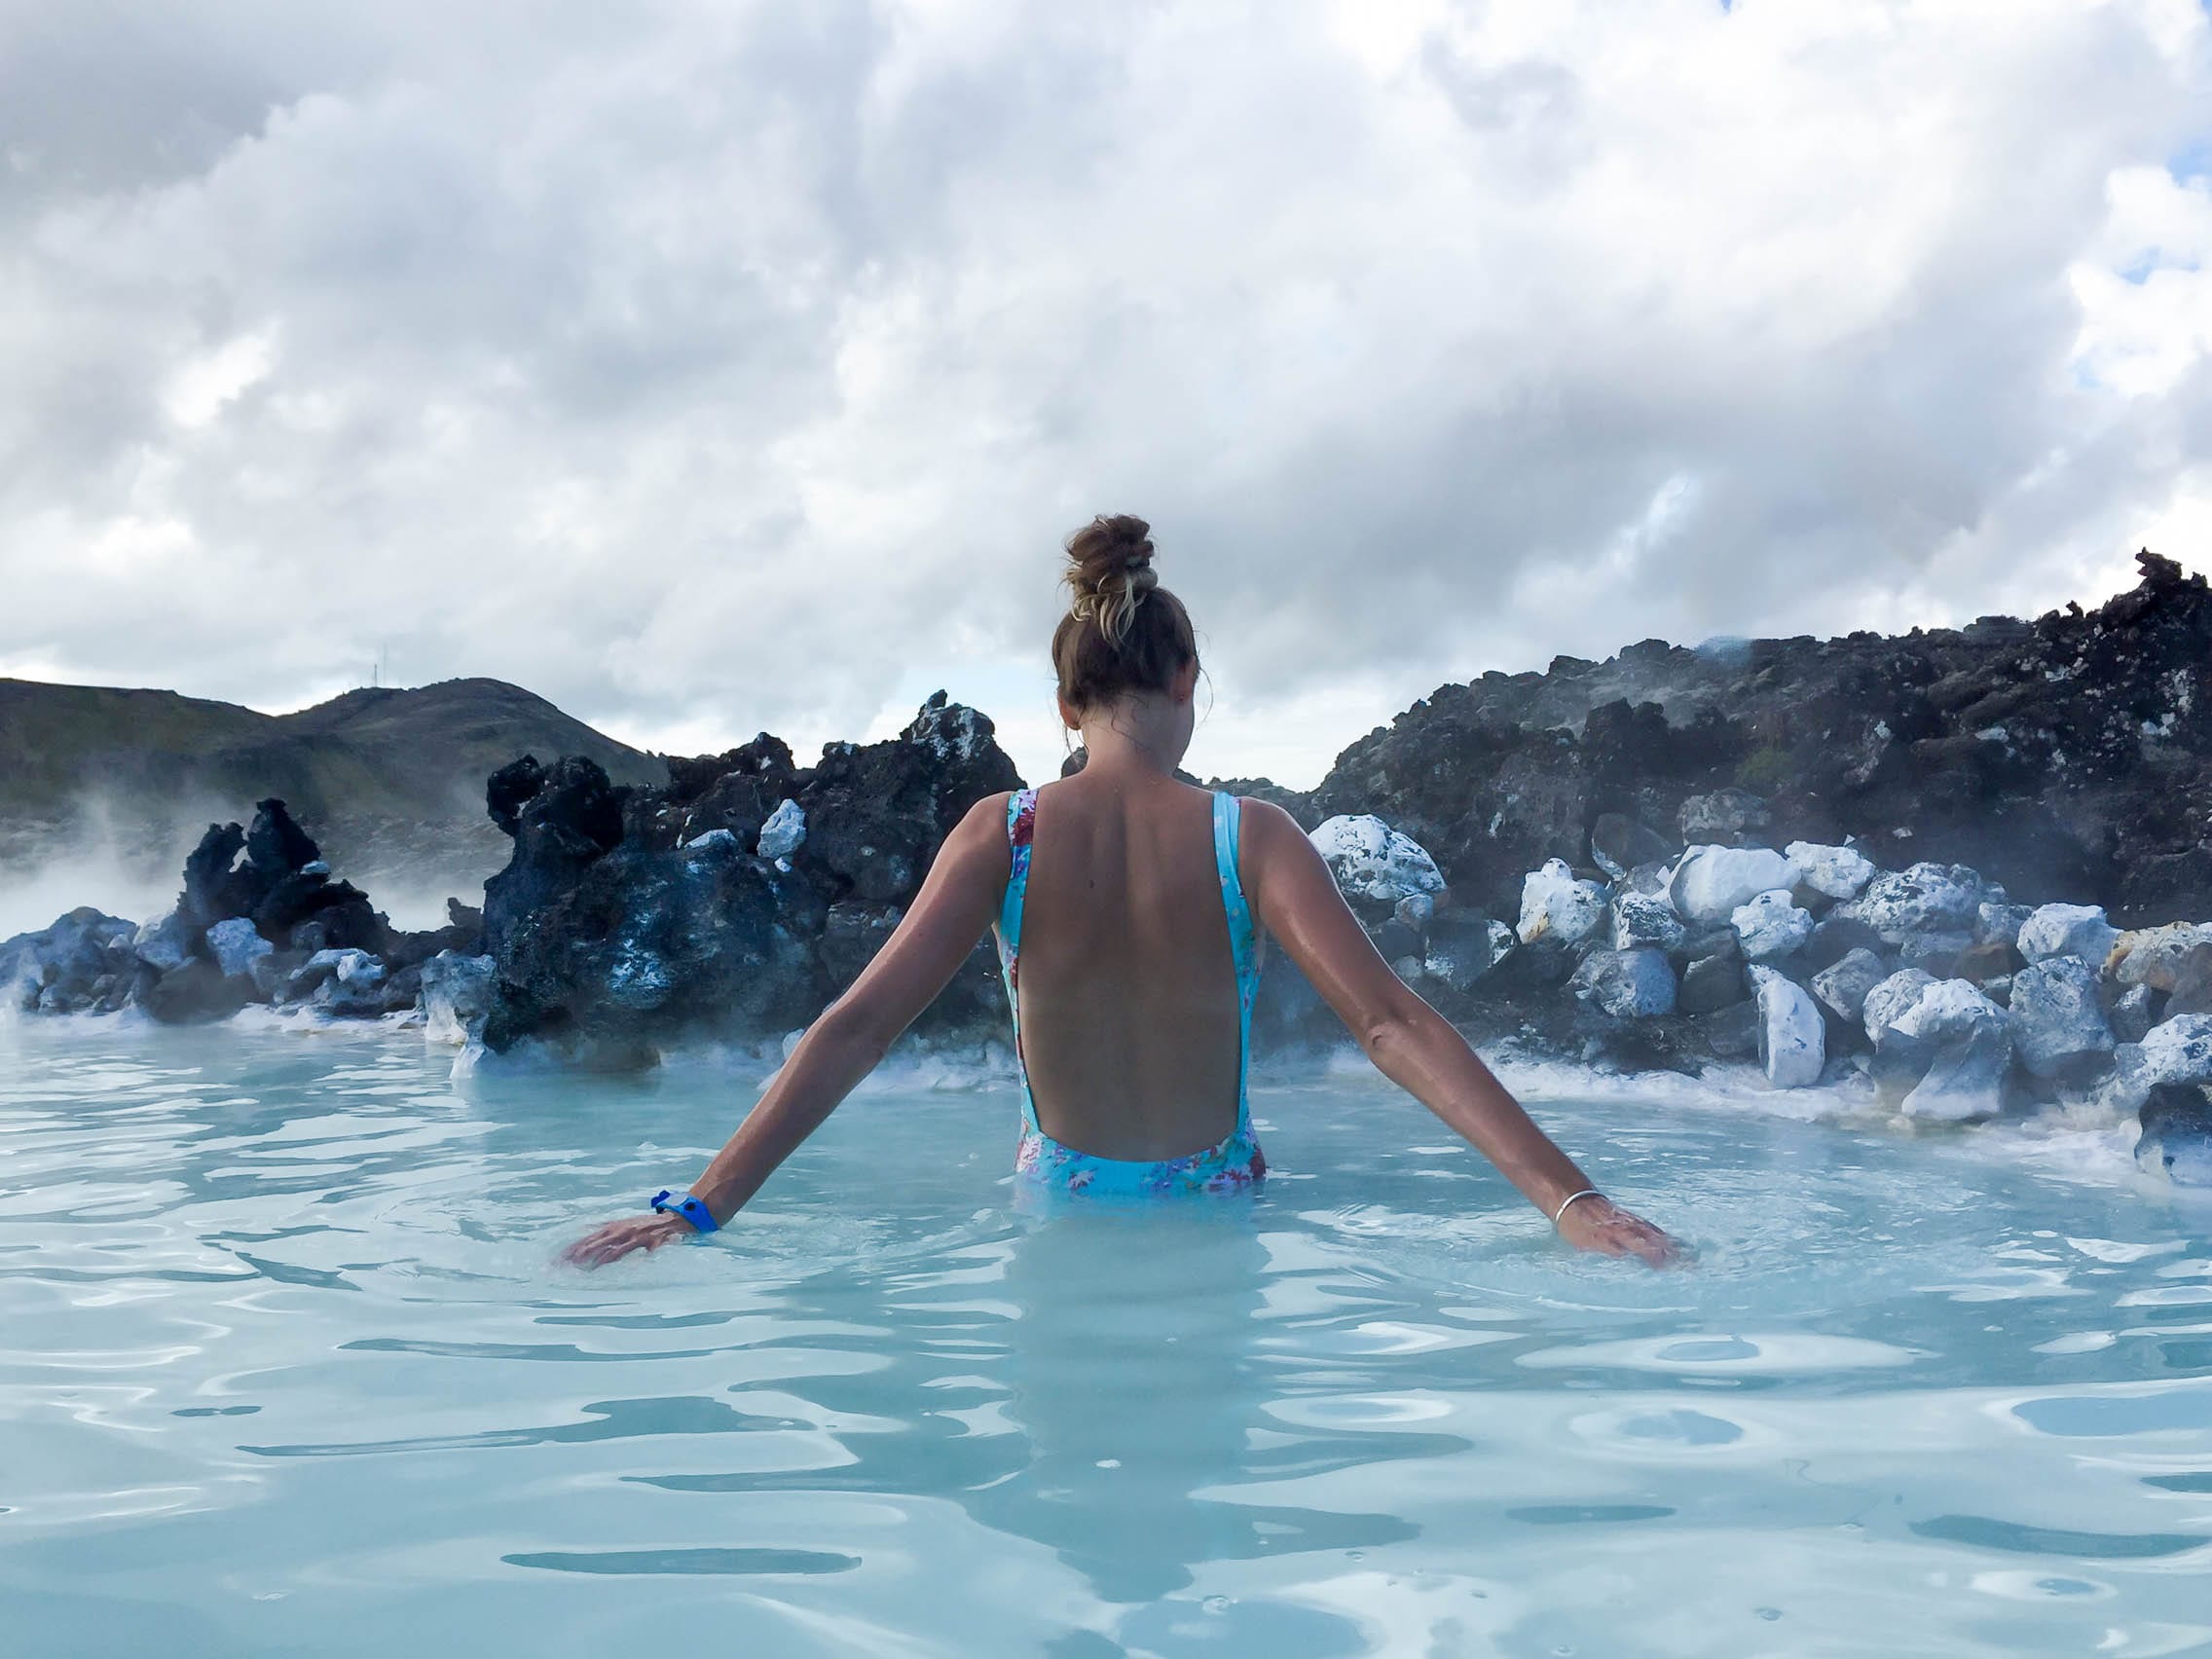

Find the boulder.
xmin=421 ymin=951 xmax=498 ymax=1045
xmin=0 ymin=907 xmax=140 ymax=1014
xmin=1590 ymin=813 xmax=1677 ymax=881
xmin=1803 ymin=911 xmax=1889 ymax=970
xmin=1567 ymin=948 xmax=1677 ymax=1019
xmin=1702 ymin=1000 xmax=1760 ymax=1058
xmin=1422 ymin=914 xmax=1516 ymax=994
xmin=2097 ymin=1015 xmax=2212 ymax=1116
xmin=1394 ymin=893 xmax=1436 ymax=931
xmin=1867 ymin=977 xmax=2011 ymax=1120
xmin=1836 ymin=863 xmax=1983 ymax=944
xmin=1678 ymin=789 xmax=1771 ymax=843
xmin=2016 ymin=903 xmax=2120 ymax=966
xmin=1310 ymin=815 xmax=1447 ymax=912
xmin=2167 ymin=944 xmax=2212 ymax=1017
xmin=1812 ymin=947 xmax=1888 ymax=1024
xmin=1732 ymin=889 xmax=1815 ymax=961
xmin=1898 ymin=930 xmax=1975 ymax=977
xmin=2135 ymin=1083 xmax=2212 ymax=1186
xmin=1611 ymin=889 xmax=1687 ymax=952
xmin=1669 ymin=846 xmax=1797 ymax=926
xmin=1786 ymin=840 xmax=1877 ymax=902
xmin=139 ymin=959 xmax=253 ymax=1023
xmin=2110 ymin=924 xmax=2212 ymax=992
xmin=1678 ymin=950 xmax=1748 ymax=1015
xmin=1517 ymin=859 xmax=1608 ymax=945
xmin=1749 ymin=965 xmax=1825 ymax=1087
xmin=131 ymin=909 xmax=195 ymax=974
xmin=1863 ymin=968 xmax=1938 ymax=1043
xmin=2110 ymin=983 xmax=2159 ymax=1044
xmin=756 ymin=798 xmax=807 ymax=861
xmin=2008 ymin=955 xmax=2116 ymax=1081
xmin=1974 ymin=902 xmax=2035 ymax=949
xmin=204 ymin=917 xmax=274 ymax=980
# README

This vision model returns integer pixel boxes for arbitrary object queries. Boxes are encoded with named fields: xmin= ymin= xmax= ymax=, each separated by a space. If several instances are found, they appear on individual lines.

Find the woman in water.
xmin=564 ymin=515 xmax=1678 ymax=1268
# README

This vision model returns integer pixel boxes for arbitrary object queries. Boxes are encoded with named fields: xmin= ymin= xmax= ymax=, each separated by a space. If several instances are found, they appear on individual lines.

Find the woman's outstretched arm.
xmin=561 ymin=792 xmax=1014 ymax=1267
xmin=1240 ymin=800 xmax=1682 ymax=1267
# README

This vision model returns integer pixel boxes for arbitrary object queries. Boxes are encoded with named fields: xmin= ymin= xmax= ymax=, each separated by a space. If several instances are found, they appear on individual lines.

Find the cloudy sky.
xmin=4 ymin=0 xmax=2211 ymax=788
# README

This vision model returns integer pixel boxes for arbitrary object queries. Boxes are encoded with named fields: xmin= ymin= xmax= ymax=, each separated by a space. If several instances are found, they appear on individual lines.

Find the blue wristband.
xmin=649 ymin=1188 xmax=719 ymax=1234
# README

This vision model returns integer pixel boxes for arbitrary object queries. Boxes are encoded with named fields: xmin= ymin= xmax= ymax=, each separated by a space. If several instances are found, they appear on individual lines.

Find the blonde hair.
xmin=1051 ymin=514 xmax=1197 ymax=711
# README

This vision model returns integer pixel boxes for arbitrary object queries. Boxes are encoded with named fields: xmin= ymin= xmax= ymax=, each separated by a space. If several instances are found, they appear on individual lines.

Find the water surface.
xmin=2 ymin=1018 xmax=2209 ymax=1656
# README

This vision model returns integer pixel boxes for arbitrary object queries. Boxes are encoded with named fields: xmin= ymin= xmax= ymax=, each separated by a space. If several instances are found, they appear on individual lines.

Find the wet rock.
xmin=1517 ymin=859 xmax=1607 ymax=945
xmin=139 ymin=959 xmax=253 ymax=1023
xmin=1421 ymin=914 xmax=1516 ymax=994
xmin=1749 ymin=965 xmax=1825 ymax=1087
xmin=1872 ymin=977 xmax=2012 ymax=1121
xmin=131 ymin=909 xmax=194 ymax=974
xmin=2166 ymin=944 xmax=2212 ymax=1017
xmin=2008 ymin=955 xmax=2116 ymax=1081
xmin=421 ymin=952 xmax=497 ymax=1046
xmin=1677 ymin=951 xmax=1747 ymax=1015
xmin=2110 ymin=983 xmax=2159 ymax=1044
xmin=1732 ymin=890 xmax=1814 ymax=961
xmin=204 ymin=917 xmax=273 ymax=980
xmin=1568 ymin=948 xmax=1677 ymax=1019
xmin=2016 ymin=903 xmax=2120 ymax=966
xmin=0 ymin=907 xmax=140 ymax=1014
xmin=2098 ymin=1016 xmax=2212 ymax=1116
xmin=1975 ymin=902 xmax=2034 ymax=949
xmin=1669 ymin=846 xmax=1797 ymax=926
xmin=1898 ymin=930 xmax=1975 ymax=977
xmin=2110 ymin=924 xmax=2212 ymax=992
xmin=1812 ymin=947 xmax=1888 ymax=1024
xmin=1786 ymin=841 xmax=1877 ymax=902
xmin=1611 ymin=890 xmax=1687 ymax=952
xmin=1702 ymin=999 xmax=1760 ymax=1059
xmin=2136 ymin=1083 xmax=2212 ymax=1185
xmin=1802 ymin=911 xmax=1888 ymax=971
xmin=1837 ymin=864 xmax=1984 ymax=944
xmin=1590 ymin=813 xmax=1677 ymax=881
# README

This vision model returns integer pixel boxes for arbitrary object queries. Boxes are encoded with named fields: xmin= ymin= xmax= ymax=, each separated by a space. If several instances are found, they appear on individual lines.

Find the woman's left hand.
xmin=560 ymin=1212 xmax=694 ymax=1268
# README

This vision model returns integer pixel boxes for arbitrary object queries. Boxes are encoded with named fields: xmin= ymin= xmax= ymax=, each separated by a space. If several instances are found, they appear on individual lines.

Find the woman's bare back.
xmin=1011 ymin=770 xmax=1245 ymax=1160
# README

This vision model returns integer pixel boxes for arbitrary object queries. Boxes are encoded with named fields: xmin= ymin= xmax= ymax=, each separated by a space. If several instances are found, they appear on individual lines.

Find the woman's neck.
xmin=1075 ymin=698 xmax=1187 ymax=779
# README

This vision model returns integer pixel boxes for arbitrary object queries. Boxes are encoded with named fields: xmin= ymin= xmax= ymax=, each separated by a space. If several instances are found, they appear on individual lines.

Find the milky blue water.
xmin=3 ymin=1017 xmax=2211 ymax=1657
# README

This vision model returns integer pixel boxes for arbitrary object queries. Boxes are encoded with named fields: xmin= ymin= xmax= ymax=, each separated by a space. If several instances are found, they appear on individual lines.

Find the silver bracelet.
xmin=1553 ymin=1188 xmax=1604 ymax=1226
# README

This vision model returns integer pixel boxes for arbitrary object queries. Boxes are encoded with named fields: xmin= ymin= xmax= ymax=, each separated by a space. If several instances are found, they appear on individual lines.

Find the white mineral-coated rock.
xmin=1975 ymin=902 xmax=2034 ymax=948
xmin=2095 ymin=1015 xmax=2212 ymax=1115
xmin=2110 ymin=924 xmax=2212 ymax=990
xmin=131 ymin=908 xmax=193 ymax=973
xmin=1785 ymin=841 xmax=1876 ymax=902
xmin=1899 ymin=1019 xmax=2012 ymax=1122
xmin=1611 ymin=890 xmax=1687 ymax=952
xmin=1838 ymin=864 xmax=1983 ymax=943
xmin=421 ymin=951 xmax=497 ymax=1047
xmin=1668 ymin=845 xmax=1798 ymax=925
xmin=1422 ymin=916 xmax=1516 ymax=993
xmin=1749 ymin=965 xmax=1825 ymax=1088
xmin=1310 ymin=815 xmax=1447 ymax=906
xmin=1862 ymin=969 xmax=1937 ymax=1042
xmin=1888 ymin=977 xmax=2008 ymax=1046
xmin=1517 ymin=859 xmax=1607 ymax=945
xmin=1568 ymin=947 xmax=1677 ymax=1018
xmin=204 ymin=917 xmax=272 ymax=979
xmin=2007 ymin=955 xmax=2116 ymax=1079
xmin=1731 ymin=889 xmax=1815 ymax=961
xmin=682 ymin=829 xmax=739 ymax=853
xmin=756 ymin=799 xmax=807 ymax=861
xmin=2015 ymin=903 xmax=2120 ymax=966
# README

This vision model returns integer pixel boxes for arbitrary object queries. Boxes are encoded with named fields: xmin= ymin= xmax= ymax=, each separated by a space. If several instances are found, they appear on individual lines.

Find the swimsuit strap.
xmin=997 ymin=788 xmax=1042 ymax=1132
xmin=1211 ymin=791 xmax=1262 ymax=1129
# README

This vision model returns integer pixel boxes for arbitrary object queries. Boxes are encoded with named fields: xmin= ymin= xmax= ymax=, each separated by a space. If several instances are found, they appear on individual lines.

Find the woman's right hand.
xmin=1556 ymin=1197 xmax=1686 ymax=1268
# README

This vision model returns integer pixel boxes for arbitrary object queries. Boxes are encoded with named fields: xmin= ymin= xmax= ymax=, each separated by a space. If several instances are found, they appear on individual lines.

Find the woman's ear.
xmin=1056 ymin=692 xmax=1081 ymax=730
xmin=1173 ymin=658 xmax=1199 ymax=705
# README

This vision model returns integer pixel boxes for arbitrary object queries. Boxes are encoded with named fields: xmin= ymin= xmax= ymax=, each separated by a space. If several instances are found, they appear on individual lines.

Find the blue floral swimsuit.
xmin=994 ymin=786 xmax=1268 ymax=1195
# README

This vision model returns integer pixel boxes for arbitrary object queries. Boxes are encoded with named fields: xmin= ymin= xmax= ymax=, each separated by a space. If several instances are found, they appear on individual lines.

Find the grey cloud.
xmin=1 ymin=1 xmax=2208 ymax=788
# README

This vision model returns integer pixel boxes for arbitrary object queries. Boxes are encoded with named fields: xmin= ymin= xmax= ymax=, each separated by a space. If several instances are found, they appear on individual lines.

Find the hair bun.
xmin=1062 ymin=514 xmax=1159 ymax=643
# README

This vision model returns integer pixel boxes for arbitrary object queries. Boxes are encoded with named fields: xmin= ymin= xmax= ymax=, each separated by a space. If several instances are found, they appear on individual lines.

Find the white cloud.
xmin=0 ymin=0 xmax=2208 ymax=789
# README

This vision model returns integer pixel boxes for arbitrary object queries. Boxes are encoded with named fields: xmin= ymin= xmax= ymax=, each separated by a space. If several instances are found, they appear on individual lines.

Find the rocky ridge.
xmin=6 ymin=558 xmax=2209 ymax=1183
